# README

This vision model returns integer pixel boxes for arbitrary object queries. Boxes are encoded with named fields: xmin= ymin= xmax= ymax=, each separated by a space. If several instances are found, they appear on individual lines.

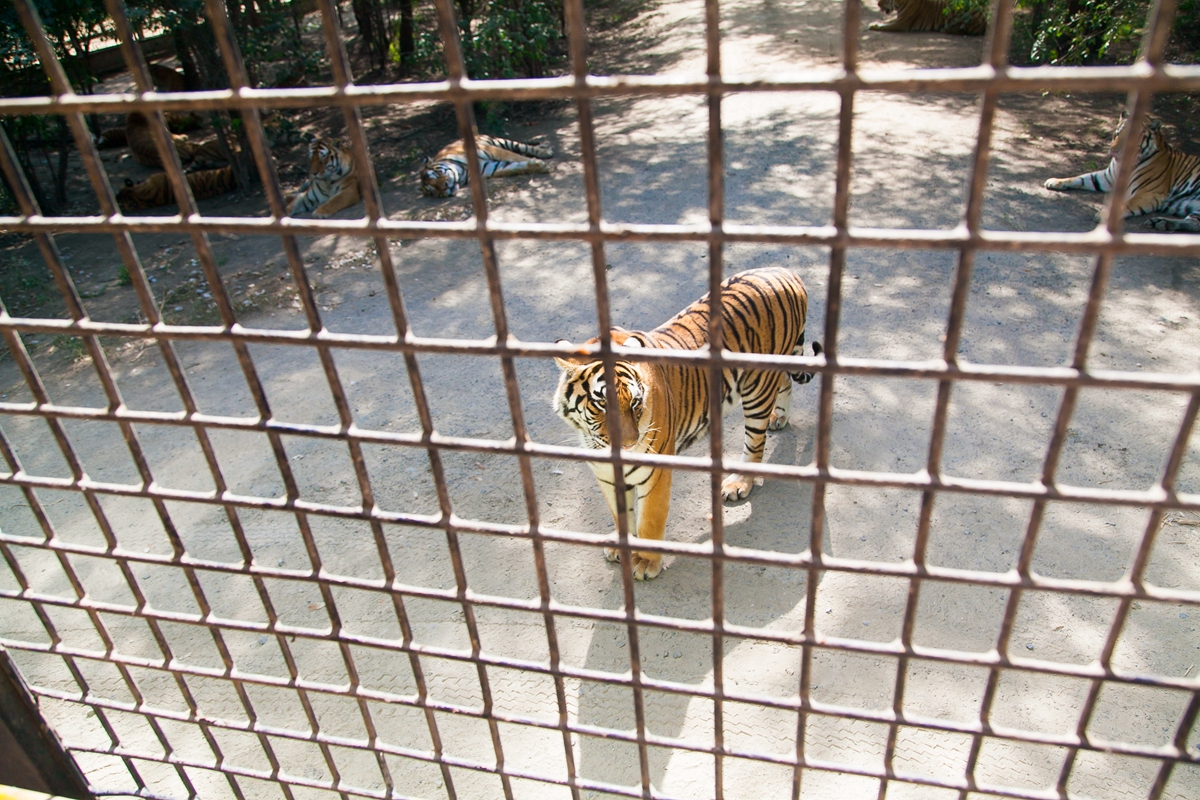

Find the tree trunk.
xmin=398 ymin=0 xmax=415 ymax=74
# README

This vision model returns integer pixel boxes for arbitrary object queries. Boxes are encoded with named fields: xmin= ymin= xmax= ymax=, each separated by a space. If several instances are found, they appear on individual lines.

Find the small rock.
xmin=673 ymin=652 xmax=681 ymax=658
xmin=277 ymin=558 xmax=284 ymax=566
xmin=863 ymin=620 xmax=870 ymax=626
xmin=258 ymin=636 xmax=267 ymax=646
xmin=826 ymin=607 xmax=832 ymax=614
xmin=1026 ymin=643 xmax=1034 ymax=650
xmin=551 ymin=469 xmax=563 ymax=475
xmin=1181 ymin=613 xmax=1189 ymax=620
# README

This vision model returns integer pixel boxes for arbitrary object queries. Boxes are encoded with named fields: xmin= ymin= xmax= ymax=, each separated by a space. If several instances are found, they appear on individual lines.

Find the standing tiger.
xmin=116 ymin=166 xmax=237 ymax=212
xmin=553 ymin=267 xmax=822 ymax=581
xmin=870 ymin=0 xmax=986 ymax=35
xmin=420 ymin=135 xmax=553 ymax=198
xmin=1044 ymin=117 xmax=1200 ymax=232
xmin=285 ymin=137 xmax=361 ymax=217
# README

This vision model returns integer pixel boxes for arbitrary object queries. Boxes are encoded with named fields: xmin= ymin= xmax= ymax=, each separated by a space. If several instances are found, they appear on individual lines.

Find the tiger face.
xmin=553 ymin=337 xmax=651 ymax=451
xmin=421 ymin=161 xmax=456 ymax=197
xmin=309 ymin=137 xmax=349 ymax=178
xmin=1109 ymin=117 xmax=1164 ymax=161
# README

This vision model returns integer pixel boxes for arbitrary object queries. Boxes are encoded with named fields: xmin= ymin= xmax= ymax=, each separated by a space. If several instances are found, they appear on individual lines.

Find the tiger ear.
xmin=1147 ymin=119 xmax=1163 ymax=132
xmin=554 ymin=338 xmax=579 ymax=371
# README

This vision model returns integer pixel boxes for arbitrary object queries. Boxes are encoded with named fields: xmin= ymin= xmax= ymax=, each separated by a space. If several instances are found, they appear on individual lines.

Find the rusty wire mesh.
xmin=1 ymin=0 xmax=1200 ymax=798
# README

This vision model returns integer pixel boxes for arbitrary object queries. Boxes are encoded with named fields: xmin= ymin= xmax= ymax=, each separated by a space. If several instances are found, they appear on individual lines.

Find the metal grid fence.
xmin=1 ymin=0 xmax=1200 ymax=798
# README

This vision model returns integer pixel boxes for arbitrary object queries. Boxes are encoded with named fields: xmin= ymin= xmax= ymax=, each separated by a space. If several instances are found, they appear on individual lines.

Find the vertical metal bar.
xmin=702 ymin=1 xmax=728 ymax=797
xmin=794 ymin=1 xmax=860 ymax=797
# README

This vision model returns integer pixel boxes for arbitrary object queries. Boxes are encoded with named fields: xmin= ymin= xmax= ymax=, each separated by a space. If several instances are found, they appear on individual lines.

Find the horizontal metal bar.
xmin=2 ymin=217 xmax=1199 ymax=256
xmin=1 ymin=64 xmax=1199 ymax=119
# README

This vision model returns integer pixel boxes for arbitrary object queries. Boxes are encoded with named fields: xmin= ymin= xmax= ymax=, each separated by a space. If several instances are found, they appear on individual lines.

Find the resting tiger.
xmin=116 ymin=166 xmax=236 ymax=212
xmin=553 ymin=267 xmax=822 ymax=580
xmin=870 ymin=0 xmax=986 ymax=35
xmin=420 ymin=135 xmax=553 ymax=198
xmin=1044 ymin=117 xmax=1200 ymax=232
xmin=285 ymin=137 xmax=361 ymax=217
xmin=125 ymin=111 xmax=228 ymax=169
xmin=93 ymin=112 xmax=201 ymax=149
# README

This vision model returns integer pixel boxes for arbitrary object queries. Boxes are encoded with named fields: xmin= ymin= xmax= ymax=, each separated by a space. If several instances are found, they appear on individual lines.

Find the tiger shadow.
xmin=574 ymin=418 xmax=823 ymax=796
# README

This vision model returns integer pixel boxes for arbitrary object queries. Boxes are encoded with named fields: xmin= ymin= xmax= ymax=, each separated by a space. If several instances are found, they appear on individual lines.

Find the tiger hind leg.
xmin=1149 ymin=213 xmax=1200 ymax=232
xmin=769 ymin=375 xmax=792 ymax=431
xmin=480 ymin=137 xmax=554 ymax=160
xmin=484 ymin=158 xmax=550 ymax=179
xmin=721 ymin=370 xmax=787 ymax=502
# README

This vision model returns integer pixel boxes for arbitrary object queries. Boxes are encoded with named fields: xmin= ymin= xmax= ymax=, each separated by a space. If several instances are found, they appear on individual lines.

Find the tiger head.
xmin=553 ymin=330 xmax=653 ymax=451
xmin=308 ymin=137 xmax=352 ymax=179
xmin=1109 ymin=117 xmax=1164 ymax=161
xmin=420 ymin=161 xmax=457 ymax=197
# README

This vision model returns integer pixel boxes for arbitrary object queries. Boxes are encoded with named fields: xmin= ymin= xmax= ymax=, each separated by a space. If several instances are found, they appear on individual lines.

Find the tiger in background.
xmin=126 ymin=111 xmax=230 ymax=169
xmin=285 ymin=137 xmax=361 ymax=217
xmin=421 ymin=135 xmax=553 ymax=198
xmin=93 ymin=112 xmax=202 ymax=149
xmin=553 ymin=267 xmax=822 ymax=581
xmin=870 ymin=0 xmax=986 ymax=35
xmin=1044 ymin=117 xmax=1200 ymax=232
xmin=116 ymin=166 xmax=236 ymax=212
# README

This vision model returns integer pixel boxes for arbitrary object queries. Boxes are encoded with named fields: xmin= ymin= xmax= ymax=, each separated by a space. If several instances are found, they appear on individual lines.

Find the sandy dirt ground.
xmin=2 ymin=2 xmax=1200 ymax=799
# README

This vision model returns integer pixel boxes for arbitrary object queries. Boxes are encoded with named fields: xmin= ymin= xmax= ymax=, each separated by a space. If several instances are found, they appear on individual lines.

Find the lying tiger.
xmin=553 ymin=267 xmax=822 ymax=580
xmin=116 ymin=166 xmax=236 ymax=212
xmin=421 ymin=135 xmax=553 ymax=198
xmin=1044 ymin=117 xmax=1200 ymax=232
xmin=871 ymin=0 xmax=986 ymax=35
xmin=285 ymin=137 xmax=361 ymax=217
xmin=126 ymin=111 xmax=229 ymax=169
xmin=94 ymin=112 xmax=202 ymax=149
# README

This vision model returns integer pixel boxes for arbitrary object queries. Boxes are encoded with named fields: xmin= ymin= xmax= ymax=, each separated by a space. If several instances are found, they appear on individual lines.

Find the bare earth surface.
xmin=3 ymin=2 xmax=1200 ymax=799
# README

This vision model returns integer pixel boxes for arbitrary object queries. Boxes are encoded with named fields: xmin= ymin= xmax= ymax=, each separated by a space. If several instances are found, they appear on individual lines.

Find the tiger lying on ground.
xmin=116 ymin=166 xmax=236 ymax=212
xmin=553 ymin=267 xmax=822 ymax=581
xmin=126 ymin=111 xmax=229 ymax=169
xmin=285 ymin=137 xmax=361 ymax=217
xmin=871 ymin=0 xmax=986 ymax=35
xmin=420 ymin=135 xmax=553 ymax=198
xmin=94 ymin=112 xmax=202 ymax=149
xmin=1044 ymin=117 xmax=1200 ymax=232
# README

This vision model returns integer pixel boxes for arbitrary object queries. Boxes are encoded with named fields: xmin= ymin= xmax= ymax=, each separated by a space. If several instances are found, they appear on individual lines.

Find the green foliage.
xmin=401 ymin=0 xmax=564 ymax=80
xmin=943 ymin=0 xmax=1197 ymax=66
xmin=468 ymin=1 xmax=561 ymax=78
xmin=1013 ymin=0 xmax=1147 ymax=66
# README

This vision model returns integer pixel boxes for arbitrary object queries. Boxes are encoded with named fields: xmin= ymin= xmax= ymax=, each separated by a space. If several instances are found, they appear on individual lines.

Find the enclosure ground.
xmin=2 ymin=2 xmax=1200 ymax=799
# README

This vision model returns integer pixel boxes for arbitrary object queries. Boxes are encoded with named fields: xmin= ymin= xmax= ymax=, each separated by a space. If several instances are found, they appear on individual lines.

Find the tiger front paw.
xmin=1043 ymin=178 xmax=1068 ymax=191
xmin=530 ymin=158 xmax=550 ymax=174
xmin=768 ymin=407 xmax=789 ymax=431
xmin=721 ymin=473 xmax=753 ymax=501
xmin=531 ymin=144 xmax=554 ymax=159
xmin=603 ymin=545 xmax=662 ymax=580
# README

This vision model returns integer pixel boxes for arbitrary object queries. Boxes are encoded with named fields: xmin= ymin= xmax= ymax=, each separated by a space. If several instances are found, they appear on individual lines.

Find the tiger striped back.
xmin=1044 ymin=118 xmax=1200 ymax=231
xmin=116 ymin=166 xmax=236 ymax=212
xmin=421 ymin=135 xmax=553 ymax=197
xmin=553 ymin=267 xmax=821 ymax=580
